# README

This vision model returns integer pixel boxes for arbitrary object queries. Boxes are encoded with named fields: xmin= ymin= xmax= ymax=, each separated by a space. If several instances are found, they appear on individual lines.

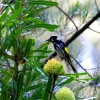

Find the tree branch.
xmin=66 ymin=11 xmax=100 ymax=46
xmin=56 ymin=6 xmax=78 ymax=31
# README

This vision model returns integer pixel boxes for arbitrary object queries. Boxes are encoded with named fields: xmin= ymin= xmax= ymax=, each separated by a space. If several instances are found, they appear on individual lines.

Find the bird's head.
xmin=46 ymin=36 xmax=60 ymax=42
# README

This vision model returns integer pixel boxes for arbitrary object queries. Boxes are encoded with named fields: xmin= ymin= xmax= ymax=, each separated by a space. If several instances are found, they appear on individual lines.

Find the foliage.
xmin=0 ymin=0 xmax=94 ymax=100
xmin=0 ymin=0 xmax=58 ymax=100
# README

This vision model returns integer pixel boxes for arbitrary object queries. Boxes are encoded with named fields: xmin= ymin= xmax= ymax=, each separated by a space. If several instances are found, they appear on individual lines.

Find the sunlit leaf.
xmin=4 ymin=7 xmax=24 ymax=26
xmin=28 ymin=1 xmax=58 ymax=6
xmin=0 ymin=8 xmax=9 ymax=22
xmin=26 ymin=24 xmax=58 ymax=32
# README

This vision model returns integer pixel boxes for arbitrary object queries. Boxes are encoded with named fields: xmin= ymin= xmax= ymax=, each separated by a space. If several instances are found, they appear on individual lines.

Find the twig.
xmin=56 ymin=6 xmax=78 ymax=31
xmin=89 ymin=27 xmax=100 ymax=34
xmin=70 ymin=55 xmax=93 ymax=78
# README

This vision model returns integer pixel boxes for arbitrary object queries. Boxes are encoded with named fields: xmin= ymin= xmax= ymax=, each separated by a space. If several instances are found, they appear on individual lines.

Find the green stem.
xmin=14 ymin=62 xmax=18 ymax=99
xmin=43 ymin=75 xmax=53 ymax=100
xmin=50 ymin=75 xmax=58 ymax=100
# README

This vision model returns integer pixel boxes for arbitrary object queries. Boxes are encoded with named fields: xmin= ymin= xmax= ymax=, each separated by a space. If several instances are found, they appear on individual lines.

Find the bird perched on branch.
xmin=46 ymin=36 xmax=77 ymax=73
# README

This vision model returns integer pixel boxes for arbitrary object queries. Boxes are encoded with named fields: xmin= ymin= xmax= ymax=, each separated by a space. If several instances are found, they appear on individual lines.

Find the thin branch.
xmin=0 ymin=43 xmax=14 ymax=75
xmin=70 ymin=55 xmax=93 ymax=78
xmin=56 ymin=6 xmax=78 ymax=31
xmin=89 ymin=27 xmax=100 ymax=34
xmin=66 ymin=11 xmax=100 ymax=46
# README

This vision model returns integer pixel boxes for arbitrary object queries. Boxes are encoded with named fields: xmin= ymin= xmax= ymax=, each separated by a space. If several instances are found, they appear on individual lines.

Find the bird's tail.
xmin=67 ymin=60 xmax=77 ymax=73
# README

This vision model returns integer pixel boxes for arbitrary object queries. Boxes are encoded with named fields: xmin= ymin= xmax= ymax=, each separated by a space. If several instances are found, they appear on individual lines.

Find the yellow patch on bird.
xmin=64 ymin=47 xmax=70 ymax=54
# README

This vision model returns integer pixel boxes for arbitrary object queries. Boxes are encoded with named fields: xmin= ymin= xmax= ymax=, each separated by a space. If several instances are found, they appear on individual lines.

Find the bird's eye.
xmin=51 ymin=38 xmax=54 ymax=41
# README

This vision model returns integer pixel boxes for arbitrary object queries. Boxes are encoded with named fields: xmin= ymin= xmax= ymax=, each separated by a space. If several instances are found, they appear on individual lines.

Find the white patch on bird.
xmin=57 ymin=37 xmax=60 ymax=40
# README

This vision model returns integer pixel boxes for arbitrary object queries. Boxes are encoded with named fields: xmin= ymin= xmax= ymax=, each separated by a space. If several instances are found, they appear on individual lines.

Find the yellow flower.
xmin=55 ymin=87 xmax=75 ymax=100
xmin=44 ymin=58 xmax=65 ymax=75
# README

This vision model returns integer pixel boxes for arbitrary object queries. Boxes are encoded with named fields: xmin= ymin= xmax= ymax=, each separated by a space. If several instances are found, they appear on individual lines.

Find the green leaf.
xmin=26 ymin=7 xmax=46 ymax=18
xmin=24 ymin=39 xmax=33 ymax=57
xmin=30 ymin=86 xmax=43 ymax=100
xmin=20 ymin=39 xmax=27 ymax=51
xmin=63 ymin=72 xmax=88 ymax=77
xmin=15 ymin=26 xmax=24 ymax=39
xmin=6 ymin=0 xmax=15 ymax=12
xmin=0 ymin=78 xmax=11 ymax=90
xmin=4 ymin=7 xmax=24 ymax=26
xmin=0 ymin=70 xmax=12 ymax=77
xmin=1 ymin=85 xmax=7 ymax=100
xmin=17 ymin=73 xmax=24 ymax=97
xmin=28 ymin=1 xmax=58 ymax=6
xmin=36 ymin=41 xmax=50 ymax=50
xmin=0 ymin=8 xmax=9 ymax=22
xmin=30 ymin=50 xmax=52 ymax=53
xmin=18 ymin=84 xmax=42 ymax=100
xmin=43 ymin=75 xmax=53 ymax=100
xmin=14 ymin=0 xmax=20 ymax=11
xmin=27 ymin=24 xmax=58 ymax=32
xmin=32 ymin=55 xmax=47 ymax=58
xmin=59 ymin=77 xmax=75 ymax=86
xmin=25 ymin=84 xmax=43 ymax=92
xmin=56 ymin=66 xmax=63 ymax=74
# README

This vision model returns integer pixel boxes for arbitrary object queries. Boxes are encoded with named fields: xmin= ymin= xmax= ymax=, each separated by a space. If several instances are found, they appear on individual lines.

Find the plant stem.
xmin=50 ymin=75 xmax=58 ymax=100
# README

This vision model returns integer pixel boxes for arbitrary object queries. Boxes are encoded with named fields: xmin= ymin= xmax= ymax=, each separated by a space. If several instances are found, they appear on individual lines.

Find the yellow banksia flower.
xmin=44 ymin=58 xmax=65 ymax=75
xmin=55 ymin=87 xmax=75 ymax=100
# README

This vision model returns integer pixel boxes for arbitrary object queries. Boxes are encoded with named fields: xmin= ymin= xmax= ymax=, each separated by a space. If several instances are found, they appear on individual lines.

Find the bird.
xmin=46 ymin=36 xmax=77 ymax=73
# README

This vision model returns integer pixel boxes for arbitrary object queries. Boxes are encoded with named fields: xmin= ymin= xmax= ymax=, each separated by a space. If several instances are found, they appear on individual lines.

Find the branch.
xmin=44 ymin=11 xmax=100 ymax=63
xmin=89 ymin=27 xmax=100 ymax=34
xmin=56 ymin=6 xmax=78 ymax=31
xmin=66 ymin=11 xmax=100 ymax=46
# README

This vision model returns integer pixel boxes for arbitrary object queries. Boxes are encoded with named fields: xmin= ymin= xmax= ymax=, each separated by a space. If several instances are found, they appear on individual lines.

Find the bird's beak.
xmin=45 ymin=38 xmax=50 ymax=42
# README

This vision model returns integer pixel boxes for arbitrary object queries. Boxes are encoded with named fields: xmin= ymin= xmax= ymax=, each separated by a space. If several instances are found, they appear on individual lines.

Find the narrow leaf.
xmin=59 ymin=77 xmax=75 ymax=86
xmin=27 ymin=24 xmax=58 ymax=32
xmin=4 ymin=7 xmax=24 ymax=26
xmin=0 ymin=8 xmax=8 ymax=22
xmin=28 ymin=1 xmax=58 ymax=6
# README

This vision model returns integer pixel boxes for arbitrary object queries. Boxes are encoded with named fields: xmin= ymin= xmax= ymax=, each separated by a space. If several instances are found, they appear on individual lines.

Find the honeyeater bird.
xmin=46 ymin=36 xmax=77 ymax=73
